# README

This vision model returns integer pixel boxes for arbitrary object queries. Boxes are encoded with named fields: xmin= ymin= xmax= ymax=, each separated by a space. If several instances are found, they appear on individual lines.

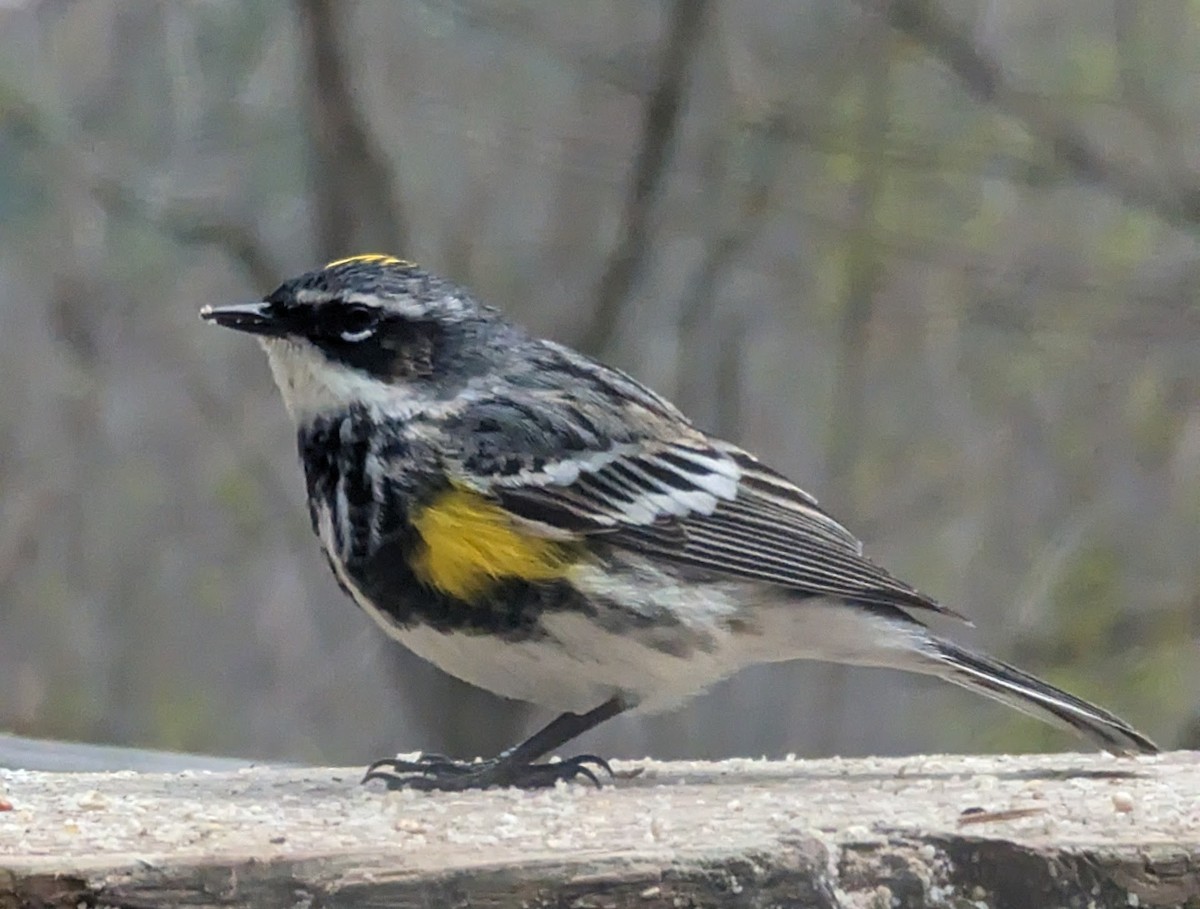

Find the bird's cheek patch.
xmin=411 ymin=490 xmax=579 ymax=601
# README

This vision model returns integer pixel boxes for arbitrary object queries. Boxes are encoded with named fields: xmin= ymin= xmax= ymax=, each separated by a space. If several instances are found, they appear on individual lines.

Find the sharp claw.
xmin=360 ymin=751 xmax=618 ymax=792
xmin=363 ymin=769 xmax=460 ymax=792
xmin=572 ymin=764 xmax=601 ymax=788
xmin=363 ymin=758 xmax=395 ymax=776
xmin=363 ymin=754 xmax=482 ymax=779
xmin=572 ymin=754 xmax=614 ymax=777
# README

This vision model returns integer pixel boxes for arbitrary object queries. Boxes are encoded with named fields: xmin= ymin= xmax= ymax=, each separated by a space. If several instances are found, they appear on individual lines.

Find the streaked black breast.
xmin=296 ymin=406 xmax=588 ymax=640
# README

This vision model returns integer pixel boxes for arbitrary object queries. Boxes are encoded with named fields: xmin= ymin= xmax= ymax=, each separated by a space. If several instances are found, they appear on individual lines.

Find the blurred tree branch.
xmin=1112 ymin=1 xmax=1191 ymax=190
xmin=813 ymin=4 xmax=894 ymax=758
xmin=827 ymin=8 xmax=892 ymax=517
xmin=294 ymin=0 xmax=408 ymax=259
xmin=0 ymin=489 xmax=54 ymax=592
xmin=676 ymin=112 xmax=787 ymax=435
xmin=431 ymin=0 xmax=657 ymax=96
xmin=67 ymin=171 xmax=299 ymax=512
xmin=154 ymin=217 xmax=279 ymax=292
xmin=86 ymin=174 xmax=280 ymax=289
xmin=863 ymin=0 xmax=1200 ymax=229
xmin=581 ymin=0 xmax=713 ymax=356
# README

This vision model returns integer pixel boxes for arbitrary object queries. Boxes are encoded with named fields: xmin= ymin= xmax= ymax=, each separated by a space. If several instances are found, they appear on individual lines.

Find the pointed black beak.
xmin=199 ymin=302 xmax=286 ymax=337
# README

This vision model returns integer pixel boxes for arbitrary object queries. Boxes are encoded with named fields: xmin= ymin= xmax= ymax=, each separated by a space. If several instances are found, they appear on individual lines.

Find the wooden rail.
xmin=2 ymin=751 xmax=1197 ymax=908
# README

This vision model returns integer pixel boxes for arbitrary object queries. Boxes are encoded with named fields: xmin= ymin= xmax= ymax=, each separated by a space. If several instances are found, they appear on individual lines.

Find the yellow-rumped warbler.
xmin=201 ymin=254 xmax=1156 ymax=790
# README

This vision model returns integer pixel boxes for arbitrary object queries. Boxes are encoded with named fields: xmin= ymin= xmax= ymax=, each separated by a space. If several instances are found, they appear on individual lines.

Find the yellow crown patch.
xmin=324 ymin=253 xmax=415 ymax=269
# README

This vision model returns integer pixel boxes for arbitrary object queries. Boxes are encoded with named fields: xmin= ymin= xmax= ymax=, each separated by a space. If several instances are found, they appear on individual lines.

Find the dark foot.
xmin=361 ymin=752 xmax=613 ymax=791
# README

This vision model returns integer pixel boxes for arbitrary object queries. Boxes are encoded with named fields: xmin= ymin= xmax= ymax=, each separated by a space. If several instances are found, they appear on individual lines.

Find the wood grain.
xmin=2 ymin=751 xmax=1197 ymax=908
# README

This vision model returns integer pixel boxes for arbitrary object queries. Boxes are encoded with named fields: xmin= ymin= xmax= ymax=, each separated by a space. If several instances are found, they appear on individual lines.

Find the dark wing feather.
xmin=438 ymin=346 xmax=957 ymax=620
xmin=494 ymin=444 xmax=960 ymax=620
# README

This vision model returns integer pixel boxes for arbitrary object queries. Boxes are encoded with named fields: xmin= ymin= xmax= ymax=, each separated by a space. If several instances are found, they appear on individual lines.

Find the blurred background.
xmin=0 ymin=0 xmax=1197 ymax=767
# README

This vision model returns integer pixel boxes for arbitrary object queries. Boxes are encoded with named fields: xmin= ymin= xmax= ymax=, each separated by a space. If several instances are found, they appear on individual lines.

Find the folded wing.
xmin=442 ymin=391 xmax=955 ymax=618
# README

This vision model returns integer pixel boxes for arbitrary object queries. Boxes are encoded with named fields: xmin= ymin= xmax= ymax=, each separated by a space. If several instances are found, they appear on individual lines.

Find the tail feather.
xmin=926 ymin=638 xmax=1158 ymax=755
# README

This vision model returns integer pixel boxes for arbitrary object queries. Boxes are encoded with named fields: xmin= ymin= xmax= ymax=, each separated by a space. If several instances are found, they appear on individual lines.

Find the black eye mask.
xmin=309 ymin=309 xmax=444 ymax=381
xmin=311 ymin=302 xmax=382 ymax=344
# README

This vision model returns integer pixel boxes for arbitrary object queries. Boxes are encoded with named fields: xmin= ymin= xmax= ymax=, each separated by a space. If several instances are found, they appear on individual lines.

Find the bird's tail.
xmin=923 ymin=637 xmax=1158 ymax=755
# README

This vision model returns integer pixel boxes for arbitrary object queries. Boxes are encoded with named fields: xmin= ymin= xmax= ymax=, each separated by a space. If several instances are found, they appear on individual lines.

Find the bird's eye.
xmin=336 ymin=304 xmax=379 ymax=342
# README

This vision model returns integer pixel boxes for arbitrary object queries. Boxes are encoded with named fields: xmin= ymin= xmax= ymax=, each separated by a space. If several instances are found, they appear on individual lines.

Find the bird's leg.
xmin=363 ymin=696 xmax=625 ymax=791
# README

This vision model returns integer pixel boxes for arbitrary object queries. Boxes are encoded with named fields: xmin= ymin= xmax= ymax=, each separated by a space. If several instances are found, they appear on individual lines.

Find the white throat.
xmin=259 ymin=337 xmax=431 ymax=422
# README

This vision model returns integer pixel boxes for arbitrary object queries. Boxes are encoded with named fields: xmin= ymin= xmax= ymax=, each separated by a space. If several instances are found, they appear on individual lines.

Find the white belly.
xmin=362 ymin=593 xmax=930 ymax=716
xmin=312 ymin=508 xmax=931 ymax=716
xmin=319 ymin=546 xmax=751 ymax=714
xmin=388 ymin=611 xmax=738 ymax=714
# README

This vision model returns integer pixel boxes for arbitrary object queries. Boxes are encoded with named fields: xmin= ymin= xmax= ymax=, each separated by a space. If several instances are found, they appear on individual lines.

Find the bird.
xmin=200 ymin=253 xmax=1157 ymax=790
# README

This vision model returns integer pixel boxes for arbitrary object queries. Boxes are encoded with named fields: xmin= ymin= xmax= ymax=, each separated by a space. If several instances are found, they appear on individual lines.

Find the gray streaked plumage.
xmin=201 ymin=256 xmax=1157 ymax=789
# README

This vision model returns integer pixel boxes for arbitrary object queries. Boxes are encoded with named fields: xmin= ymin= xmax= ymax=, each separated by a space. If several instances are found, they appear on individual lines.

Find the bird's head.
xmin=201 ymin=255 xmax=511 ymax=420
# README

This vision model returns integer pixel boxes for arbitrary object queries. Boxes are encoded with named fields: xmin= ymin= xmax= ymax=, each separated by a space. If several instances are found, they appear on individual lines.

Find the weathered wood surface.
xmin=2 ymin=751 xmax=1198 ymax=909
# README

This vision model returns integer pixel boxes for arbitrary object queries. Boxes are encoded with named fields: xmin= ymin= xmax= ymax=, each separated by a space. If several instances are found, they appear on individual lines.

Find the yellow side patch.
xmin=411 ymin=489 xmax=579 ymax=601
xmin=324 ymin=253 xmax=414 ymax=269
